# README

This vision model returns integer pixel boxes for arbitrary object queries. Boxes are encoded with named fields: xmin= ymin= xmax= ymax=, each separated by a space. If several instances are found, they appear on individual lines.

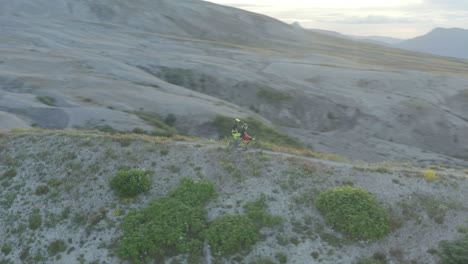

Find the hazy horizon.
xmin=206 ymin=0 xmax=468 ymax=39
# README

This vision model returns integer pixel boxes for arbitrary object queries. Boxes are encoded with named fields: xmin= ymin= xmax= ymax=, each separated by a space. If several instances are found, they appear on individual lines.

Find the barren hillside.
xmin=0 ymin=1 xmax=467 ymax=169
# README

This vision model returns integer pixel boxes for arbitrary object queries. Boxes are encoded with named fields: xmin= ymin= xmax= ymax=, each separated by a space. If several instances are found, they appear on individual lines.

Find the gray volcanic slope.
xmin=0 ymin=0 xmax=468 ymax=165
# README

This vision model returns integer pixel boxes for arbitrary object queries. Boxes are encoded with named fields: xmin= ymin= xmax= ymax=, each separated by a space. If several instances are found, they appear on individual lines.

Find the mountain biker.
xmin=240 ymin=123 xmax=252 ymax=142
xmin=232 ymin=118 xmax=241 ymax=139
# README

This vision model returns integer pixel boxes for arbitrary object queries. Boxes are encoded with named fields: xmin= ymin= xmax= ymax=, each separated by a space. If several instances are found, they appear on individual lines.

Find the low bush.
xmin=169 ymin=178 xmax=218 ymax=207
xmin=439 ymin=235 xmax=468 ymax=264
xmin=164 ymin=113 xmax=177 ymax=126
xmin=109 ymin=168 xmax=153 ymax=197
xmin=117 ymin=197 xmax=206 ymax=262
xmin=203 ymin=214 xmax=259 ymax=255
xmin=47 ymin=240 xmax=67 ymax=256
xmin=1 ymin=243 xmax=12 ymax=255
xmin=423 ymin=170 xmax=438 ymax=181
xmin=1 ymin=169 xmax=17 ymax=180
xmin=132 ymin=127 xmax=146 ymax=134
xmin=35 ymin=185 xmax=50 ymax=195
xmin=28 ymin=211 xmax=42 ymax=230
xmin=315 ymin=186 xmax=390 ymax=239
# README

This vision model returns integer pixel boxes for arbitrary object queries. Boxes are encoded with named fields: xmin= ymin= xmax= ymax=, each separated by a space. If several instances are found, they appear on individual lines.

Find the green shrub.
xmin=439 ymin=235 xmax=468 ymax=264
xmin=213 ymin=115 xmax=305 ymax=149
xmin=36 ymin=96 xmax=56 ymax=106
xmin=47 ymin=240 xmax=67 ymax=256
xmin=1 ymin=243 xmax=12 ymax=255
xmin=244 ymin=193 xmax=282 ymax=228
xmin=35 ymin=185 xmax=50 ymax=195
xmin=203 ymin=214 xmax=259 ymax=255
xmin=169 ymin=178 xmax=218 ymax=207
xmin=157 ymin=67 xmax=191 ymax=86
xmin=109 ymin=168 xmax=153 ymax=197
xmin=164 ymin=113 xmax=177 ymax=126
xmin=29 ymin=211 xmax=42 ymax=230
xmin=118 ymin=197 xmax=206 ymax=262
xmin=132 ymin=127 xmax=146 ymax=134
xmin=1 ymin=169 xmax=17 ymax=180
xmin=315 ymin=186 xmax=390 ymax=239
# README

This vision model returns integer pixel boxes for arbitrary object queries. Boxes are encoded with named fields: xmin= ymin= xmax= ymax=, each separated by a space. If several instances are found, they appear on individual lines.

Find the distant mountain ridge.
xmin=297 ymin=21 xmax=467 ymax=58
xmin=396 ymin=28 xmax=468 ymax=59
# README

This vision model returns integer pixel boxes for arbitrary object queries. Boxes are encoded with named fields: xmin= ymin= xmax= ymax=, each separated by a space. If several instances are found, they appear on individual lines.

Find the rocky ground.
xmin=0 ymin=130 xmax=466 ymax=264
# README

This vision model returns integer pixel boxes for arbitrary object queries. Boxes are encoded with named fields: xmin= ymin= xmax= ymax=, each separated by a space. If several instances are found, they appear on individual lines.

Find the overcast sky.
xmin=206 ymin=0 xmax=468 ymax=39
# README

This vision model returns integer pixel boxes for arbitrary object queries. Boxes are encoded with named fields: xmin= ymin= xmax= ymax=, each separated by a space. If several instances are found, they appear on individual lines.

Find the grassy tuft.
xmin=36 ymin=96 xmax=56 ymax=106
xmin=47 ymin=240 xmax=67 ymax=256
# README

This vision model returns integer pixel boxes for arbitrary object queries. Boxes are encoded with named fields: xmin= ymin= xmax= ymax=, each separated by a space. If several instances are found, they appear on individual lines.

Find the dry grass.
xmin=262 ymin=142 xmax=349 ymax=162
xmin=6 ymin=127 xmax=348 ymax=162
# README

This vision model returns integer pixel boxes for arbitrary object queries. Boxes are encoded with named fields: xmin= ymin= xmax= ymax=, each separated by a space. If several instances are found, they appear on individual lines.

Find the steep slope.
xmin=0 ymin=0 xmax=308 ymax=48
xmin=396 ymin=28 xmax=468 ymax=59
xmin=0 ymin=130 xmax=467 ymax=264
xmin=0 ymin=0 xmax=468 ymax=163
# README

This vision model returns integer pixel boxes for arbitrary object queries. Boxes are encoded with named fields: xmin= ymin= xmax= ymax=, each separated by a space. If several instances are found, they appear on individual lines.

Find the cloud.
xmin=424 ymin=0 xmax=468 ymax=9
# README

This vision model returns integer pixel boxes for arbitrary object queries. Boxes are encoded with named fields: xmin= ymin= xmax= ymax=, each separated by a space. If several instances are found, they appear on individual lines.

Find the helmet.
xmin=235 ymin=118 xmax=241 ymax=122
xmin=243 ymin=123 xmax=248 ymax=127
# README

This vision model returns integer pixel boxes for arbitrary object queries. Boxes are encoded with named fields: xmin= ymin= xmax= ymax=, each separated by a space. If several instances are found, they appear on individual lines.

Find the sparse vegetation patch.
xmin=243 ymin=193 xmax=282 ymax=228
